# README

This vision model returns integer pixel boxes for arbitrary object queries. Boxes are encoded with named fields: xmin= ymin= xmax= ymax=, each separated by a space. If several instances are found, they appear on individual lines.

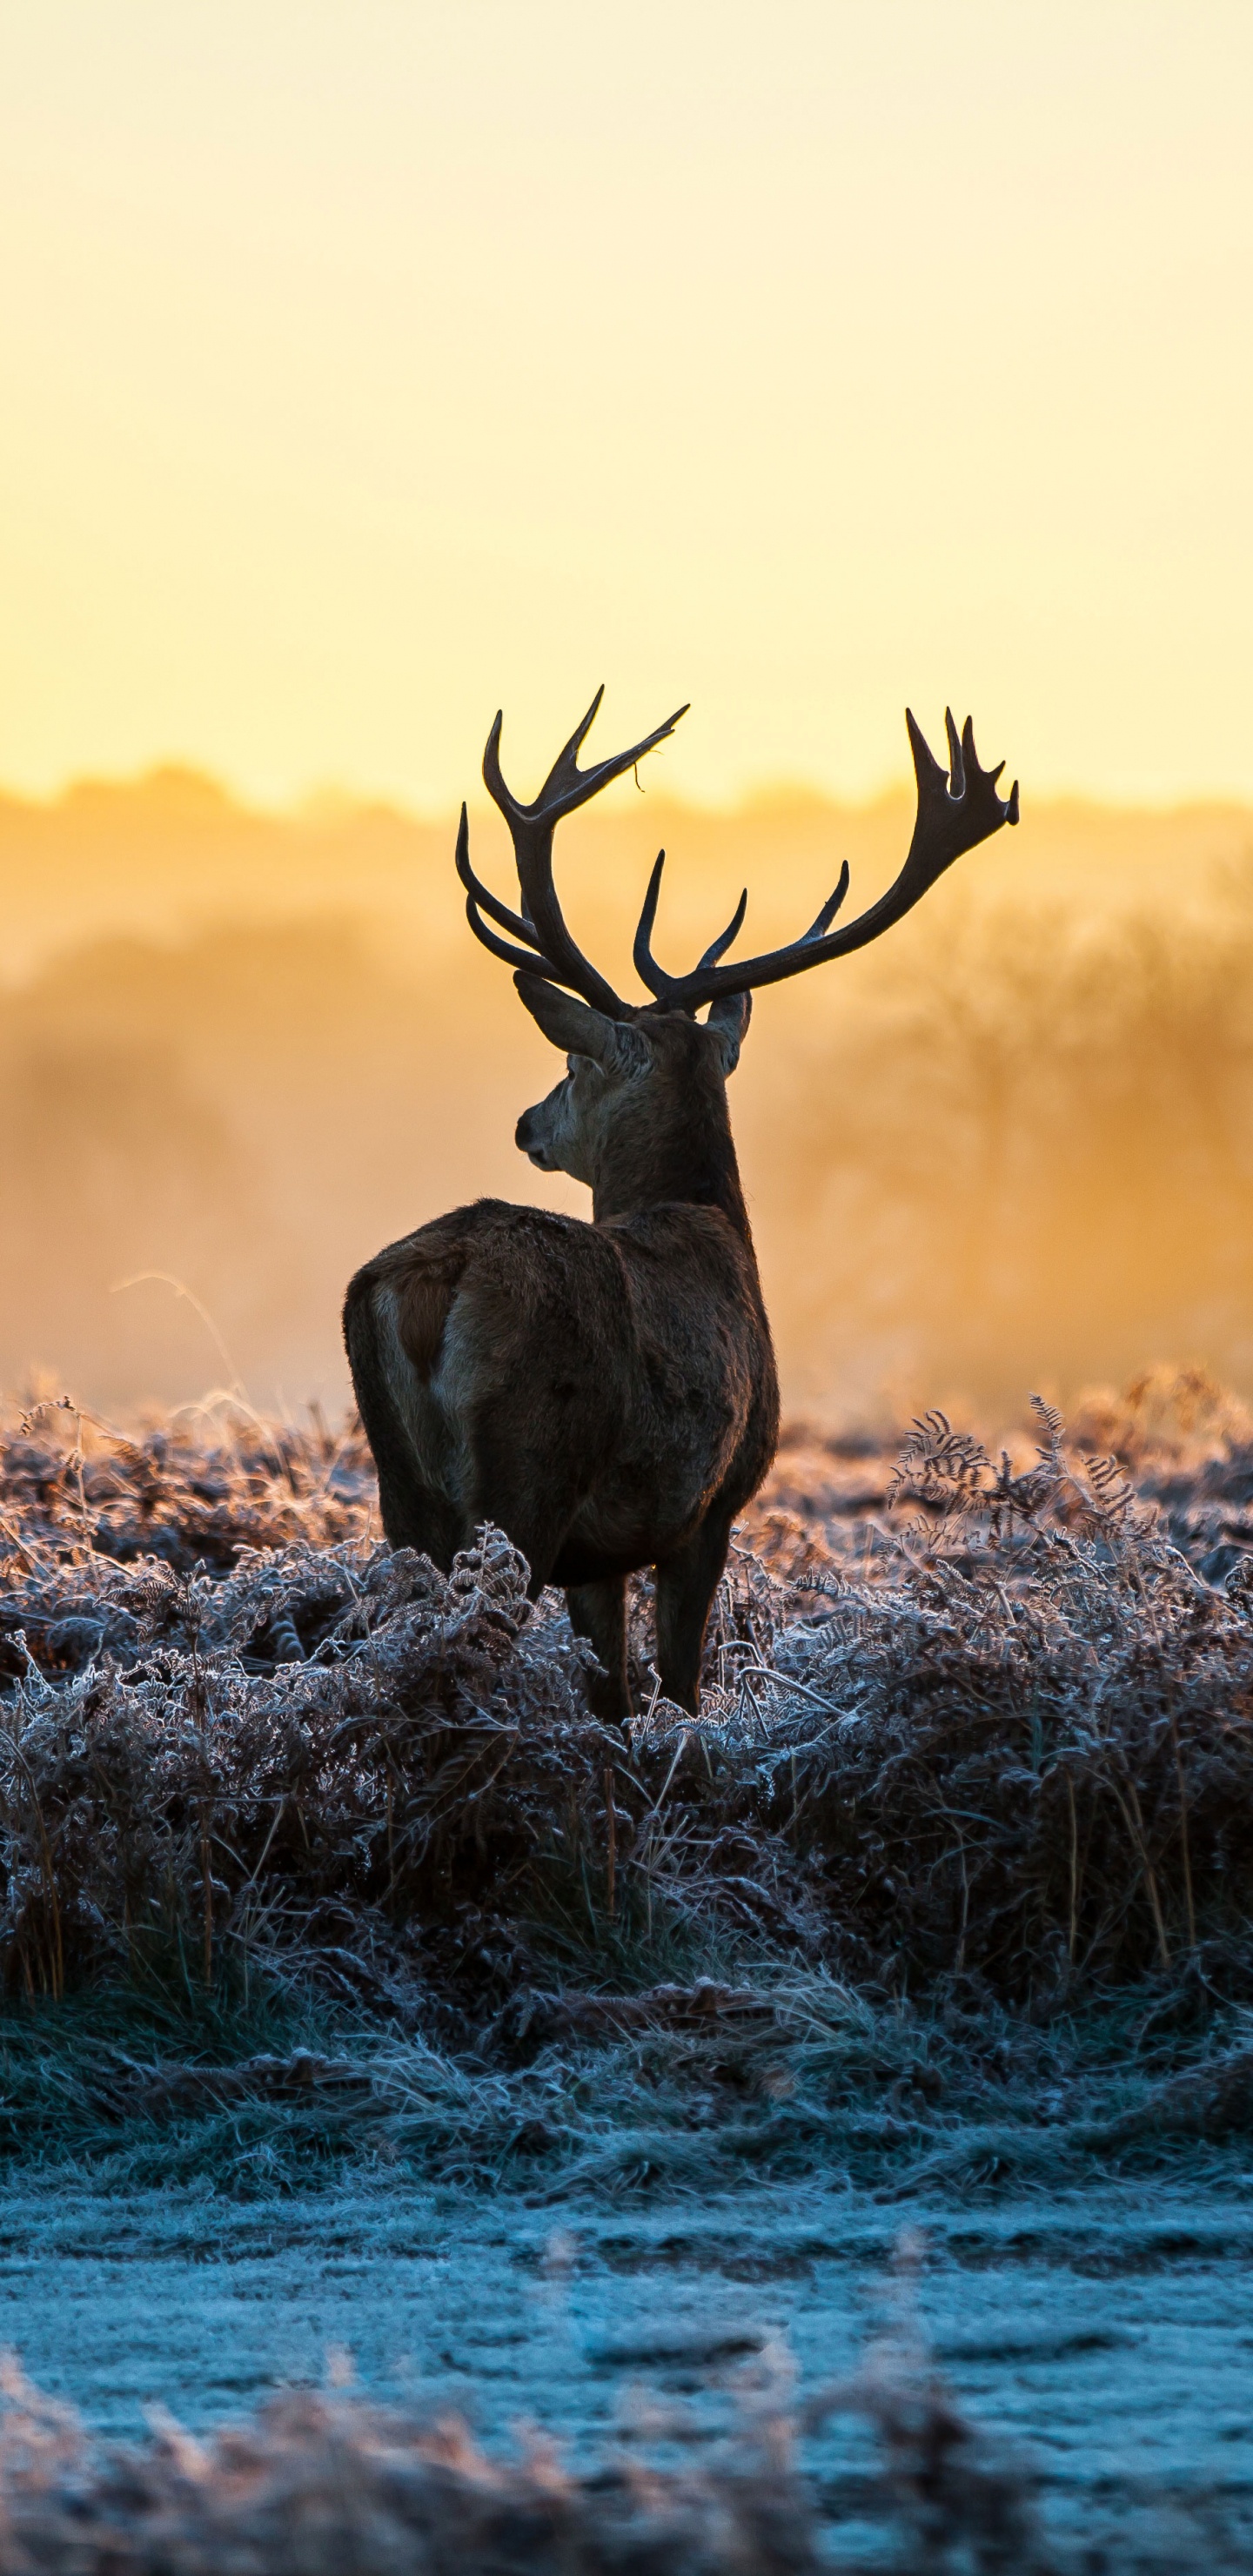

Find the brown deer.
xmin=344 ymin=692 xmax=1017 ymax=1720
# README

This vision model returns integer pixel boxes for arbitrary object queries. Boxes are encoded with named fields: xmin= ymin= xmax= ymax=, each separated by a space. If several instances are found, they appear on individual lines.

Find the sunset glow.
xmin=2 ymin=0 xmax=1250 ymax=813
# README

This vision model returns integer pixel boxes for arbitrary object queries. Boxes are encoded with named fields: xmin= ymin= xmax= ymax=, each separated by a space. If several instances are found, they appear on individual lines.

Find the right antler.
xmin=629 ymin=708 xmax=1018 ymax=1011
xmin=457 ymin=688 xmax=687 ymax=1019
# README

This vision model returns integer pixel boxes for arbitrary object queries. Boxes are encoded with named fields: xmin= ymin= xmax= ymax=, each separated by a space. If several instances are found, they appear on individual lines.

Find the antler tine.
xmin=617 ymin=707 xmax=1017 ymax=1014
xmin=459 ymin=798 xmax=623 ymax=997
xmin=971 ymin=708 xmax=1019 ymax=825
xmin=944 ymin=706 xmax=966 ymax=799
xmin=799 ymin=866 xmax=850 ymax=942
xmin=633 ymin=849 xmax=850 ymax=1010
xmin=901 ymin=706 xmax=1017 ymax=898
xmin=539 ymin=693 xmax=690 ymax=822
xmin=537 ymin=684 xmax=608 ymax=808
xmin=633 ymin=855 xmax=749 ymax=1010
xmin=478 ymin=690 xmax=606 ymax=828
xmin=633 ymin=853 xmax=670 ymax=997
xmin=460 ymin=837 xmax=639 ymax=1010
xmin=483 ymin=693 xmax=689 ymax=829
xmin=463 ymin=892 xmax=558 ymax=977
xmin=459 ymin=802 xmax=580 ymax=981
xmin=455 ymin=804 xmax=544 ymax=949
xmin=697 ymin=885 xmax=748 ymax=972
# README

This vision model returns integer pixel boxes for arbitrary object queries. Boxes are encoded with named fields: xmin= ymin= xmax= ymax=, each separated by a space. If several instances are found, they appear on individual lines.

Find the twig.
xmin=604 ymin=1768 xmax=616 ymax=1920
xmin=1170 ymin=1717 xmax=1197 ymax=1952
xmin=1109 ymin=1775 xmax=1170 ymax=1970
xmin=1066 ymin=1771 xmax=1079 ymax=1962
xmin=955 ymin=1830 xmax=969 ymax=1977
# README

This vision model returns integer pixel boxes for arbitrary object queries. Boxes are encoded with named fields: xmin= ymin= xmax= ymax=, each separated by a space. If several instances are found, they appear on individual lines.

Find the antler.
xmin=631 ymin=709 xmax=1018 ymax=1012
xmin=458 ymin=697 xmax=1017 ymax=1021
xmin=457 ymin=688 xmax=688 ymax=1020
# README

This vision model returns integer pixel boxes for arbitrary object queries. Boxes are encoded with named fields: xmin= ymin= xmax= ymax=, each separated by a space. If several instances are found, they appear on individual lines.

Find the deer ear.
xmin=514 ymin=972 xmax=622 ymax=1064
xmin=705 ymin=990 xmax=752 ymax=1074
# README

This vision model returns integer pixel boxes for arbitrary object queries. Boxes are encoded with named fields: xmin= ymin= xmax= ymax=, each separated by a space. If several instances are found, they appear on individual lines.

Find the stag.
xmin=344 ymin=693 xmax=1017 ymax=1719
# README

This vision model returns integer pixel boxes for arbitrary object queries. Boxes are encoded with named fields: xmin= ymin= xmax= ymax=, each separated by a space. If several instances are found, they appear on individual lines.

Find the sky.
xmin=1 ymin=1 xmax=1250 ymax=813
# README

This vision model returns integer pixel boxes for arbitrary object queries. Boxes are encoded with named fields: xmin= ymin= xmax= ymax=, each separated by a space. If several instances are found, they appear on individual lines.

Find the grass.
xmin=4 ymin=1958 xmax=1251 ymax=2199
xmin=2 ymin=1375 xmax=1253 ymax=2190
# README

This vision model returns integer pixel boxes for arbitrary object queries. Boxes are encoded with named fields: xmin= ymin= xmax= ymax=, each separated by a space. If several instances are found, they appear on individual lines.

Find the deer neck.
xmin=591 ymin=1093 xmax=752 ymax=1239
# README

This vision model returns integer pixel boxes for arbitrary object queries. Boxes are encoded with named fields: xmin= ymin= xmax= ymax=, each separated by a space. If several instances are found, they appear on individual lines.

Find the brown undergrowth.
xmin=3 ymin=1379 xmax=1253 ymax=2184
xmin=0 ymin=2337 xmax=1063 ymax=2576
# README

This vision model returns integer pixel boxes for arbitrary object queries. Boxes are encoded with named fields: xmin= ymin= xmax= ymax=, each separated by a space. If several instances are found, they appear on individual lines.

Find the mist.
xmin=2 ymin=770 xmax=1250 ymax=1429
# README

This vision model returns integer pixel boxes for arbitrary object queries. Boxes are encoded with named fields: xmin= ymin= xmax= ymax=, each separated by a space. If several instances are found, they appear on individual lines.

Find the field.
xmin=5 ymin=795 xmax=1253 ymax=2563
xmin=3 ymin=1375 xmax=1253 ymax=2566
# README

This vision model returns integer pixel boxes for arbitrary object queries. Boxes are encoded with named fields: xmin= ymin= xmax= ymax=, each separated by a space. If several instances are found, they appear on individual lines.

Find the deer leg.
xmin=566 ymin=1578 xmax=631 ymax=1728
xmin=372 ymin=1464 xmax=461 ymax=1566
xmin=653 ymin=1511 xmax=734 ymax=1716
xmin=464 ymin=1419 xmax=584 ymax=1602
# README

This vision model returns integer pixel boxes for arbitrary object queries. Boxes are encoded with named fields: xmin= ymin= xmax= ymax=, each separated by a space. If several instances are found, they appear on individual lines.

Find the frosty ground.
xmin=2 ymin=1373 xmax=1253 ymax=2566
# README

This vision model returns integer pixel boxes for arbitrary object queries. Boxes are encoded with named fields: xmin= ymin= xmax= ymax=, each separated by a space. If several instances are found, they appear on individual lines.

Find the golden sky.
xmin=2 ymin=2 xmax=1250 ymax=812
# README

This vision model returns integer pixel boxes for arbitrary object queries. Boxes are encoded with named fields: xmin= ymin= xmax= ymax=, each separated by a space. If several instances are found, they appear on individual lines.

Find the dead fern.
xmin=3 ymin=1393 xmax=1253 ymax=2018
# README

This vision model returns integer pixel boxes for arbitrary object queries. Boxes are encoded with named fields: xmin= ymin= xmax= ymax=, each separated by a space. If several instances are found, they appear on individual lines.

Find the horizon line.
xmin=4 ymin=758 xmax=1253 ymax=830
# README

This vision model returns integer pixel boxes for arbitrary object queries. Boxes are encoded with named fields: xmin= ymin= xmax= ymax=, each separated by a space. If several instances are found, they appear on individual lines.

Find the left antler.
xmin=457 ymin=688 xmax=687 ymax=1020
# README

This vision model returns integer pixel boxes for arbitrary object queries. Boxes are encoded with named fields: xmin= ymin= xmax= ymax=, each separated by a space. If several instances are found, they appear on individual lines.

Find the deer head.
xmin=456 ymin=689 xmax=1018 ymax=1219
xmin=510 ymin=974 xmax=752 ymax=1226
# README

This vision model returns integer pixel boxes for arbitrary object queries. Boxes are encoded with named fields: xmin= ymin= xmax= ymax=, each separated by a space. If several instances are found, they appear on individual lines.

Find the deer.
xmin=344 ymin=691 xmax=1017 ymax=1722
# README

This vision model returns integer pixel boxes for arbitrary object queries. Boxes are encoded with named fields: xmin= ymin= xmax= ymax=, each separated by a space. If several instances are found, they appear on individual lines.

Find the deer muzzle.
xmin=515 ymin=1105 xmax=561 ymax=1171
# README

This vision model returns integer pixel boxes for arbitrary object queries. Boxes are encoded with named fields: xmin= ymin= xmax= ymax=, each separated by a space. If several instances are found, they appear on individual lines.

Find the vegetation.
xmin=0 ymin=1376 xmax=1250 ymax=2193
xmin=0 ymin=2336 xmax=1082 ymax=2576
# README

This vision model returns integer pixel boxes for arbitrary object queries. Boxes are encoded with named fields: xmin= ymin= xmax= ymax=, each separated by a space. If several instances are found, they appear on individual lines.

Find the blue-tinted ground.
xmin=3 ymin=2175 xmax=1252 ymax=2562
